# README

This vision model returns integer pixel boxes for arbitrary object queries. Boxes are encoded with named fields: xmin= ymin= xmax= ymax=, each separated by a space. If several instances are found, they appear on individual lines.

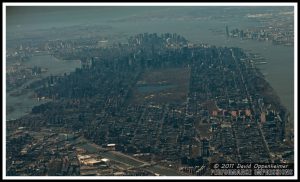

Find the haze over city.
xmin=4 ymin=3 xmax=296 ymax=179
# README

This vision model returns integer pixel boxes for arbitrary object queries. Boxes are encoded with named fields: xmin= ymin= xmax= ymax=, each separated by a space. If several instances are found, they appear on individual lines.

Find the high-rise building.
xmin=240 ymin=30 xmax=244 ymax=39
xmin=201 ymin=138 xmax=210 ymax=157
xmin=226 ymin=25 xmax=229 ymax=37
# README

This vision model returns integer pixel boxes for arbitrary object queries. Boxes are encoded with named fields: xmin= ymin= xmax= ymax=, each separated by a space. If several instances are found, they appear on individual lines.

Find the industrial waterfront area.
xmin=4 ymin=4 xmax=296 ymax=178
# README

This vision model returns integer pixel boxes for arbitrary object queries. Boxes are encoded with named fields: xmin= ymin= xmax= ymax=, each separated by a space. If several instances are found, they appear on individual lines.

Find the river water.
xmin=6 ymin=55 xmax=81 ymax=121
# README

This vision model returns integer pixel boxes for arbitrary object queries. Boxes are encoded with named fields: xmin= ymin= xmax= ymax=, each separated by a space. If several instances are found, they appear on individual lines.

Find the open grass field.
xmin=130 ymin=67 xmax=190 ymax=105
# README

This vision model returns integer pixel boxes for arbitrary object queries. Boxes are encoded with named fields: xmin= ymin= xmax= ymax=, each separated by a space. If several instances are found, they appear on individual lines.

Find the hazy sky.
xmin=6 ymin=6 xmax=165 ymax=31
xmin=6 ymin=6 xmax=293 ymax=33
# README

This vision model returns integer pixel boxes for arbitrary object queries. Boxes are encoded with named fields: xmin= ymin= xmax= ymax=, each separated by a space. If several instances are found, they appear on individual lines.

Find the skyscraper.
xmin=201 ymin=138 xmax=210 ymax=157
xmin=226 ymin=25 xmax=229 ymax=37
